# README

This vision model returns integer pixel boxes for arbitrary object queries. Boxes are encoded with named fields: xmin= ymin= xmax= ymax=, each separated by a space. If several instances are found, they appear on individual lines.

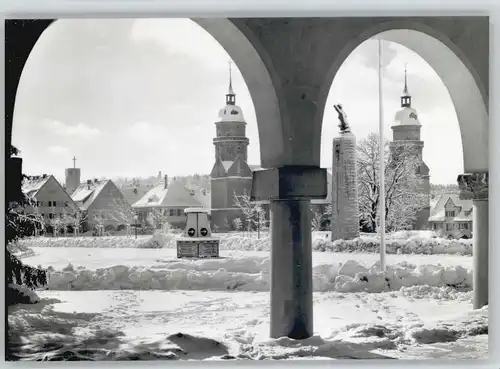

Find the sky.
xmin=12 ymin=18 xmax=464 ymax=185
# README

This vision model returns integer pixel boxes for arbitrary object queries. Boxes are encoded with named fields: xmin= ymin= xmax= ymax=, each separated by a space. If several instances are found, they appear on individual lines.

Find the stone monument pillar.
xmin=331 ymin=104 xmax=360 ymax=241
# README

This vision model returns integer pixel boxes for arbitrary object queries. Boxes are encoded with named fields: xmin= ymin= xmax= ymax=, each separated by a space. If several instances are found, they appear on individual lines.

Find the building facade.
xmin=428 ymin=193 xmax=473 ymax=238
xmin=390 ymin=68 xmax=431 ymax=230
xmin=132 ymin=175 xmax=205 ymax=229
xmin=210 ymin=64 xmax=253 ymax=231
xmin=22 ymin=175 xmax=79 ymax=232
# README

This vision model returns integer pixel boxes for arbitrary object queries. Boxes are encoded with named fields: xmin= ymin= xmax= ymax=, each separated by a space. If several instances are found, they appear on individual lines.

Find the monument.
xmin=176 ymin=208 xmax=220 ymax=258
xmin=331 ymin=104 xmax=360 ymax=241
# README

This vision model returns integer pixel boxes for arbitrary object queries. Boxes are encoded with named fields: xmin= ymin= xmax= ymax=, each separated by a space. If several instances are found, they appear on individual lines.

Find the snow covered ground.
xmin=7 ymin=234 xmax=488 ymax=361
xmin=8 ymin=289 xmax=487 ymax=360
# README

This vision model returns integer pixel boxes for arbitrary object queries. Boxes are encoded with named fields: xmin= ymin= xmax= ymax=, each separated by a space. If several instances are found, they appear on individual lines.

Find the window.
xmin=445 ymin=210 xmax=455 ymax=218
xmin=169 ymin=209 xmax=174 ymax=216
xmin=40 ymin=201 xmax=44 ymax=207
xmin=176 ymin=209 xmax=182 ymax=216
xmin=41 ymin=213 xmax=45 ymax=218
xmin=53 ymin=201 xmax=57 ymax=207
xmin=49 ymin=213 xmax=54 ymax=219
xmin=446 ymin=223 xmax=452 ymax=231
xmin=48 ymin=201 xmax=52 ymax=207
xmin=64 ymin=201 xmax=68 ymax=207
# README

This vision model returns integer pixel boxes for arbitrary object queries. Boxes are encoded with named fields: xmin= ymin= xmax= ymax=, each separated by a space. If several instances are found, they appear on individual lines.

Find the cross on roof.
xmin=72 ymin=156 xmax=77 ymax=168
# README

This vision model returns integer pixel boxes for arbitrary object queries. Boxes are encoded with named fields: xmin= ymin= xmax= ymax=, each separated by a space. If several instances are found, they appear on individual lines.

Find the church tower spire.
xmin=226 ymin=61 xmax=236 ymax=105
xmin=401 ymin=64 xmax=412 ymax=108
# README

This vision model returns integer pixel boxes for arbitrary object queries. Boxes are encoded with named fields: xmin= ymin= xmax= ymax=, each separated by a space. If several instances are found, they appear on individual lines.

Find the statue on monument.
xmin=334 ymin=104 xmax=350 ymax=133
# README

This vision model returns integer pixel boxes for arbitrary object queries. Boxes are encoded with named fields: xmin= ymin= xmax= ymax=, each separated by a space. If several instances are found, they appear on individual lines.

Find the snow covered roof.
xmin=217 ymin=104 xmax=245 ymax=123
xmin=71 ymin=180 xmax=109 ymax=210
xmin=393 ymin=107 xmax=421 ymax=127
xmin=428 ymin=193 xmax=473 ymax=222
xmin=132 ymin=180 xmax=203 ymax=209
xmin=189 ymin=186 xmax=211 ymax=209
xmin=22 ymin=175 xmax=52 ymax=198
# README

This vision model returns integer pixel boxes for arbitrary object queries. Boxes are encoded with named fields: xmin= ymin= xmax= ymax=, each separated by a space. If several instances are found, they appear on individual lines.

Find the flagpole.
xmin=378 ymin=38 xmax=386 ymax=272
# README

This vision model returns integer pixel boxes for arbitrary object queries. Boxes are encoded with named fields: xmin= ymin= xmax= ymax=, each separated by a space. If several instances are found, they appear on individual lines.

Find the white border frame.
xmin=0 ymin=1 xmax=497 ymax=368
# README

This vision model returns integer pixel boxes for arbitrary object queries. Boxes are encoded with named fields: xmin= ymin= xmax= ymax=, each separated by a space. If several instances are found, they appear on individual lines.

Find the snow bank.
xmin=136 ymin=231 xmax=177 ymax=249
xmin=313 ymin=235 xmax=472 ymax=256
xmin=8 ymin=242 xmax=37 ymax=258
xmin=17 ymin=231 xmax=473 ymax=256
xmin=44 ymin=257 xmax=473 ymax=294
xmin=17 ymin=235 xmax=151 ymax=249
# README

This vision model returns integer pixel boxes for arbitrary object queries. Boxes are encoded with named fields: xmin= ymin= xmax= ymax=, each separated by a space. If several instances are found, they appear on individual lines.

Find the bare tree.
xmin=233 ymin=190 xmax=260 ymax=234
xmin=49 ymin=215 xmax=65 ymax=238
xmin=255 ymin=205 xmax=268 ymax=238
xmin=67 ymin=210 xmax=87 ymax=237
xmin=151 ymin=208 xmax=171 ymax=233
xmin=109 ymin=198 xmax=136 ymax=237
xmin=357 ymin=133 xmax=429 ymax=232
xmin=93 ymin=211 xmax=107 ymax=237
xmin=232 ymin=217 xmax=243 ymax=232
xmin=311 ymin=211 xmax=323 ymax=232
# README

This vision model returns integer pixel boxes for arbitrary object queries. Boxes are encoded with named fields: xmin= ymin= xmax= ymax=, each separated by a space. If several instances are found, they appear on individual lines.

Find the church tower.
xmin=65 ymin=156 xmax=81 ymax=195
xmin=210 ymin=62 xmax=253 ymax=232
xmin=390 ymin=66 xmax=431 ymax=229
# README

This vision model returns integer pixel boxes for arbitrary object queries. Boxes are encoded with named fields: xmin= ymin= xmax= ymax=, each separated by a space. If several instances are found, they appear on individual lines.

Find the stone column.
xmin=457 ymin=172 xmax=489 ymax=309
xmin=331 ymin=131 xmax=359 ymax=241
xmin=251 ymin=166 xmax=328 ymax=339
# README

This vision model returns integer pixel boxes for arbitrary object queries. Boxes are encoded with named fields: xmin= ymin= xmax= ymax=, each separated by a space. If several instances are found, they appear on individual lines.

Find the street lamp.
xmin=134 ymin=215 xmax=139 ymax=239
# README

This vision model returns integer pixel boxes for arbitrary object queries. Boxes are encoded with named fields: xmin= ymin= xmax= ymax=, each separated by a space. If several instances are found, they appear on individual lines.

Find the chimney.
xmin=94 ymin=178 xmax=98 ymax=183
xmin=158 ymin=171 xmax=162 ymax=180
xmin=164 ymin=175 xmax=168 ymax=189
xmin=87 ymin=179 xmax=91 ymax=189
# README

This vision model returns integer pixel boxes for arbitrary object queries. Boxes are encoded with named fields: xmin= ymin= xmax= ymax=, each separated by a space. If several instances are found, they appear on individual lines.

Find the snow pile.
xmin=17 ymin=231 xmax=473 ymax=256
xmin=17 ymin=235 xmax=151 ymax=249
xmin=219 ymin=234 xmax=270 ymax=251
xmin=137 ymin=231 xmax=177 ymax=249
xmin=44 ymin=257 xmax=473 ymax=293
xmin=313 ymin=235 xmax=472 ymax=256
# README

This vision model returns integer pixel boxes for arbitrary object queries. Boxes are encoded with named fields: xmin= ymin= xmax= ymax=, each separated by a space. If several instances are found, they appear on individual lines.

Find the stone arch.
xmin=318 ymin=20 xmax=488 ymax=173
xmin=6 ymin=19 xmax=284 ymax=169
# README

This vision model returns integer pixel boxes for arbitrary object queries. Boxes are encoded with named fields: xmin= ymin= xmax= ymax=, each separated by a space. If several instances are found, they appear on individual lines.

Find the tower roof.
xmin=218 ymin=61 xmax=246 ymax=122
xmin=399 ymin=64 xmax=413 ymax=110
xmin=225 ymin=61 xmax=236 ymax=105
xmin=402 ymin=64 xmax=410 ymax=97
